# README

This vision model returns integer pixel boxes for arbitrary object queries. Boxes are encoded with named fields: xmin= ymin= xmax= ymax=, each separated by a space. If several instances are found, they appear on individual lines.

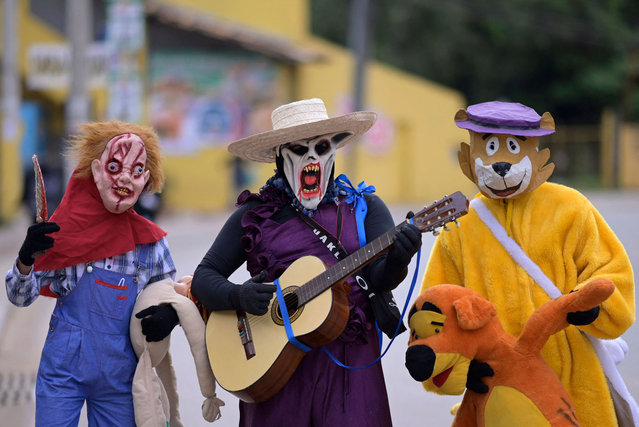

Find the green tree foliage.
xmin=311 ymin=0 xmax=639 ymax=123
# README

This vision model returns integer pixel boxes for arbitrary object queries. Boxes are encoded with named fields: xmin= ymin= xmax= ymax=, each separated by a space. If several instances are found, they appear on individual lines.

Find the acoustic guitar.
xmin=205 ymin=191 xmax=469 ymax=402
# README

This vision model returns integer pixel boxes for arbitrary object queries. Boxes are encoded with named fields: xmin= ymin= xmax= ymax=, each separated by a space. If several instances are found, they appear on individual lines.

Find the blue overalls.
xmin=35 ymin=246 xmax=149 ymax=426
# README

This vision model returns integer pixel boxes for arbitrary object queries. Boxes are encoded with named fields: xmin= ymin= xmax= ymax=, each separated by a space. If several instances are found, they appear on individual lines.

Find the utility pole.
xmin=1 ymin=0 xmax=20 ymax=221
xmin=347 ymin=0 xmax=373 ymax=177
xmin=64 ymin=0 xmax=92 ymax=181
xmin=348 ymin=0 xmax=372 ymax=112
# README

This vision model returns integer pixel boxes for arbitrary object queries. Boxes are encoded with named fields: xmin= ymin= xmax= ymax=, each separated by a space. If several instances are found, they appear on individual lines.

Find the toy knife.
xmin=32 ymin=154 xmax=48 ymax=223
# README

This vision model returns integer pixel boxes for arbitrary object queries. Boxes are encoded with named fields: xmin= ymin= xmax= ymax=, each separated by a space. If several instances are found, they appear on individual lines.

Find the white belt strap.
xmin=470 ymin=197 xmax=639 ymax=426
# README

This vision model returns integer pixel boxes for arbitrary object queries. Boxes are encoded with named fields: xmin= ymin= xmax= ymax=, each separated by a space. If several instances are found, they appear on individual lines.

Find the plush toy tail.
xmin=517 ymin=278 xmax=615 ymax=354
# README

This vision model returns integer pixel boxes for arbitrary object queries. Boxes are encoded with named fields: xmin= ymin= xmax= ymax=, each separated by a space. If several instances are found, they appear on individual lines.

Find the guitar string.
xmin=245 ymin=292 xmax=299 ymax=327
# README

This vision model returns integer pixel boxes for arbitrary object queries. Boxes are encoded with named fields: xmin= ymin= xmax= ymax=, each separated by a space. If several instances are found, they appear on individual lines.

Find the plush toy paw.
xmin=567 ymin=305 xmax=600 ymax=325
xmin=466 ymin=360 xmax=494 ymax=394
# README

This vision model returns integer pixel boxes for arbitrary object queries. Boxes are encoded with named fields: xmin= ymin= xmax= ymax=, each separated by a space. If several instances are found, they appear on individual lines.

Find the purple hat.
xmin=455 ymin=101 xmax=555 ymax=137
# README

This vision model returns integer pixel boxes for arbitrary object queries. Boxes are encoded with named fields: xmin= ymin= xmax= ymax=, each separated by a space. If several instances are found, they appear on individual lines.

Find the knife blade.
xmin=32 ymin=154 xmax=48 ymax=223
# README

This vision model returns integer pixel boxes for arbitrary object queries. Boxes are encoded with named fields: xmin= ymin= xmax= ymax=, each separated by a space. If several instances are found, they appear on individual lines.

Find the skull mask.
xmin=278 ymin=132 xmax=352 ymax=210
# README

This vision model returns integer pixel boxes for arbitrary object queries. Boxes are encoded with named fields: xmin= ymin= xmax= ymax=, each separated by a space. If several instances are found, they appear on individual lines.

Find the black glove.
xmin=466 ymin=360 xmax=494 ymax=394
xmin=567 ymin=305 xmax=600 ymax=325
xmin=386 ymin=217 xmax=422 ymax=269
xmin=135 ymin=304 xmax=180 ymax=342
xmin=18 ymin=221 xmax=60 ymax=266
xmin=566 ymin=289 xmax=601 ymax=326
xmin=231 ymin=270 xmax=276 ymax=315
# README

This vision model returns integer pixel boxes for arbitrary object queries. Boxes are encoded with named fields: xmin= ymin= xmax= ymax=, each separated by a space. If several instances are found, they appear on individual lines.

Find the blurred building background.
xmin=1 ymin=0 xmax=638 ymax=223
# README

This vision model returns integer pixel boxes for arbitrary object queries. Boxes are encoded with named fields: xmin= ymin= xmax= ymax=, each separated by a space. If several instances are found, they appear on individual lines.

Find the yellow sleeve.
xmin=572 ymin=205 xmax=635 ymax=339
xmin=421 ymin=230 xmax=465 ymax=292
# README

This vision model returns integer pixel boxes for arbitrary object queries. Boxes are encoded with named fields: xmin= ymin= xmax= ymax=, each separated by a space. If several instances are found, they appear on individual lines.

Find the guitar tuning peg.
xmin=443 ymin=225 xmax=450 ymax=231
xmin=454 ymin=219 xmax=460 ymax=227
xmin=432 ymin=228 xmax=440 ymax=236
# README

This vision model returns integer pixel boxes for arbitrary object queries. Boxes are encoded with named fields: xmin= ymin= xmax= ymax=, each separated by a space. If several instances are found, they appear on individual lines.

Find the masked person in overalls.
xmin=5 ymin=121 xmax=177 ymax=426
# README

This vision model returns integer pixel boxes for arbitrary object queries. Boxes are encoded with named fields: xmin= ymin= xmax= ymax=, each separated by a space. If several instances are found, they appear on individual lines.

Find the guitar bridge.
xmin=236 ymin=311 xmax=256 ymax=360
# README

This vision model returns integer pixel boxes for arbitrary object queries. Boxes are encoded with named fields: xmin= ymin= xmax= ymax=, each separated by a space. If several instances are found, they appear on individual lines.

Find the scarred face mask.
xmin=91 ymin=133 xmax=150 ymax=214
xmin=278 ymin=132 xmax=350 ymax=210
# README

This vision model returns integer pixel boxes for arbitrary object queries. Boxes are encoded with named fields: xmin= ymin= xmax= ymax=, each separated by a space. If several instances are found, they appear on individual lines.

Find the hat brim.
xmin=228 ymin=111 xmax=377 ymax=162
xmin=455 ymin=120 xmax=555 ymax=137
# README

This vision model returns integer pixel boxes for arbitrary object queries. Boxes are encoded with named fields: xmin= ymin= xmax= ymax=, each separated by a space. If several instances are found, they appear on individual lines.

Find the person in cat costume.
xmin=421 ymin=101 xmax=636 ymax=426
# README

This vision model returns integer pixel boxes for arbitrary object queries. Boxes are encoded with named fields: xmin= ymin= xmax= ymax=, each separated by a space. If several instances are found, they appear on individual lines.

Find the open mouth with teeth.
xmin=298 ymin=163 xmax=322 ymax=199
xmin=114 ymin=187 xmax=132 ymax=197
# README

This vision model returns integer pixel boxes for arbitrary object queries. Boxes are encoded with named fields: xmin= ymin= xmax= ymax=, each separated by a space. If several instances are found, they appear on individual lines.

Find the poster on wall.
xmin=105 ymin=0 xmax=145 ymax=123
xmin=149 ymin=51 xmax=281 ymax=155
xmin=337 ymin=96 xmax=396 ymax=156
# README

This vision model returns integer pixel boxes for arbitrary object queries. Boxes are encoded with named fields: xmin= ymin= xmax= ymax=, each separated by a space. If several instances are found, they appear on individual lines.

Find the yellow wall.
xmin=297 ymin=38 xmax=475 ymax=204
xmin=619 ymin=123 xmax=639 ymax=189
xmin=0 ymin=130 xmax=22 ymax=223
xmin=6 ymin=0 xmax=473 ymax=217
xmin=147 ymin=2 xmax=474 ymax=209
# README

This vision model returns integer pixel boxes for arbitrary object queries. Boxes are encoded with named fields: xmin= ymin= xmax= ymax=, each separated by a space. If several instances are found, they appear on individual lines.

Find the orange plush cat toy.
xmin=405 ymin=279 xmax=615 ymax=426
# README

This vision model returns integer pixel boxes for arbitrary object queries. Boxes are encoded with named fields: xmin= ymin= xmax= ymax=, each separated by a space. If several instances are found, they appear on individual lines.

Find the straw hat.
xmin=228 ymin=98 xmax=377 ymax=162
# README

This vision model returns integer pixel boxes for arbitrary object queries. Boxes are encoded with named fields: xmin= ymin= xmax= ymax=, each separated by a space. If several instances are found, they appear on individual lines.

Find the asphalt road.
xmin=0 ymin=189 xmax=638 ymax=426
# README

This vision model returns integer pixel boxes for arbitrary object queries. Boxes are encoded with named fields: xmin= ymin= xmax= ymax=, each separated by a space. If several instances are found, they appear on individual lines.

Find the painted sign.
xmin=149 ymin=51 xmax=282 ymax=154
xmin=26 ymin=43 xmax=108 ymax=90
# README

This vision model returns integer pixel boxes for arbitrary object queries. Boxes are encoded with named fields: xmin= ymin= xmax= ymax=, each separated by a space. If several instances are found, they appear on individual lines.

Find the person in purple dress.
xmin=191 ymin=98 xmax=422 ymax=426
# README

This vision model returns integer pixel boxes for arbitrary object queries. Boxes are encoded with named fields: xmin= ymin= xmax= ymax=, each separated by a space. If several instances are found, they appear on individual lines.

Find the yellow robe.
xmin=422 ymin=182 xmax=635 ymax=427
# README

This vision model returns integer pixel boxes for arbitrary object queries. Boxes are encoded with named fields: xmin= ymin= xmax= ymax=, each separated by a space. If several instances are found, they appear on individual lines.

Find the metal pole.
xmin=347 ymin=0 xmax=372 ymax=177
xmin=348 ymin=0 xmax=371 ymax=112
xmin=64 ymin=0 xmax=92 ymax=180
xmin=2 ymin=0 xmax=20 ymax=219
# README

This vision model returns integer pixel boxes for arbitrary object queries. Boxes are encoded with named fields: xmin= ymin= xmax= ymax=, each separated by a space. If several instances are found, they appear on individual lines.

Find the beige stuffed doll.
xmin=130 ymin=277 xmax=225 ymax=426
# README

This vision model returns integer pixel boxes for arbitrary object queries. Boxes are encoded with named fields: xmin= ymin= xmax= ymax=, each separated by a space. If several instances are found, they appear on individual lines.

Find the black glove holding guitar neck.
xmin=18 ymin=221 xmax=60 ymax=267
xmin=367 ymin=212 xmax=422 ymax=292
xmin=231 ymin=270 xmax=276 ymax=316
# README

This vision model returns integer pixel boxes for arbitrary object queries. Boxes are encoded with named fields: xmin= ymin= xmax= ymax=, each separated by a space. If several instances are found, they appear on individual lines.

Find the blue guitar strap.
xmin=323 ymin=245 xmax=421 ymax=369
xmin=323 ymin=174 xmax=421 ymax=369
xmin=274 ymin=278 xmax=311 ymax=353
xmin=276 ymin=174 xmax=421 ymax=366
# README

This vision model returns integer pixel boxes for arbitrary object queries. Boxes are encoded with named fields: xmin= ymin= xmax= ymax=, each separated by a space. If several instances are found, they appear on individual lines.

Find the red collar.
xmin=34 ymin=172 xmax=166 ymax=271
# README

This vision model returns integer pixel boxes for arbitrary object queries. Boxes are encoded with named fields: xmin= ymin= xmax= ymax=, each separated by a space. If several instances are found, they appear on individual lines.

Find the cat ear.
xmin=458 ymin=142 xmax=476 ymax=184
xmin=540 ymin=112 xmax=555 ymax=131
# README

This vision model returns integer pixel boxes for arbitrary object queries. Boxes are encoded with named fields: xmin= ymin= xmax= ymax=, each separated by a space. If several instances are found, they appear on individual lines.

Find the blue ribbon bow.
xmin=335 ymin=174 xmax=376 ymax=248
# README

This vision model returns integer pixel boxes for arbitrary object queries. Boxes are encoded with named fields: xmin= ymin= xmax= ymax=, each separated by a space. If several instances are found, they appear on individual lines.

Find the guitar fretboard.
xmin=295 ymin=224 xmax=400 ymax=306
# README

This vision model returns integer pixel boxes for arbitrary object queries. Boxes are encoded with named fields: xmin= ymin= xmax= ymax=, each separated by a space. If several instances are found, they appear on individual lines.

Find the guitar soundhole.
xmin=272 ymin=286 xmax=304 ymax=326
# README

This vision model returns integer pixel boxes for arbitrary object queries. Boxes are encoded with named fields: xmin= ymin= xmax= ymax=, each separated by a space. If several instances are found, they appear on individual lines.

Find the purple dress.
xmin=237 ymin=190 xmax=393 ymax=427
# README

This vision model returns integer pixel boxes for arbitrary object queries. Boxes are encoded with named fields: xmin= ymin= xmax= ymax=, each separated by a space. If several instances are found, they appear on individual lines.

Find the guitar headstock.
xmin=409 ymin=191 xmax=469 ymax=235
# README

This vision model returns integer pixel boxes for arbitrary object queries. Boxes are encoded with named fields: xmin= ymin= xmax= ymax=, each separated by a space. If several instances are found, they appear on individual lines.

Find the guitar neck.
xmin=295 ymin=223 xmax=401 ymax=306
xmin=292 ymin=191 xmax=469 ymax=307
